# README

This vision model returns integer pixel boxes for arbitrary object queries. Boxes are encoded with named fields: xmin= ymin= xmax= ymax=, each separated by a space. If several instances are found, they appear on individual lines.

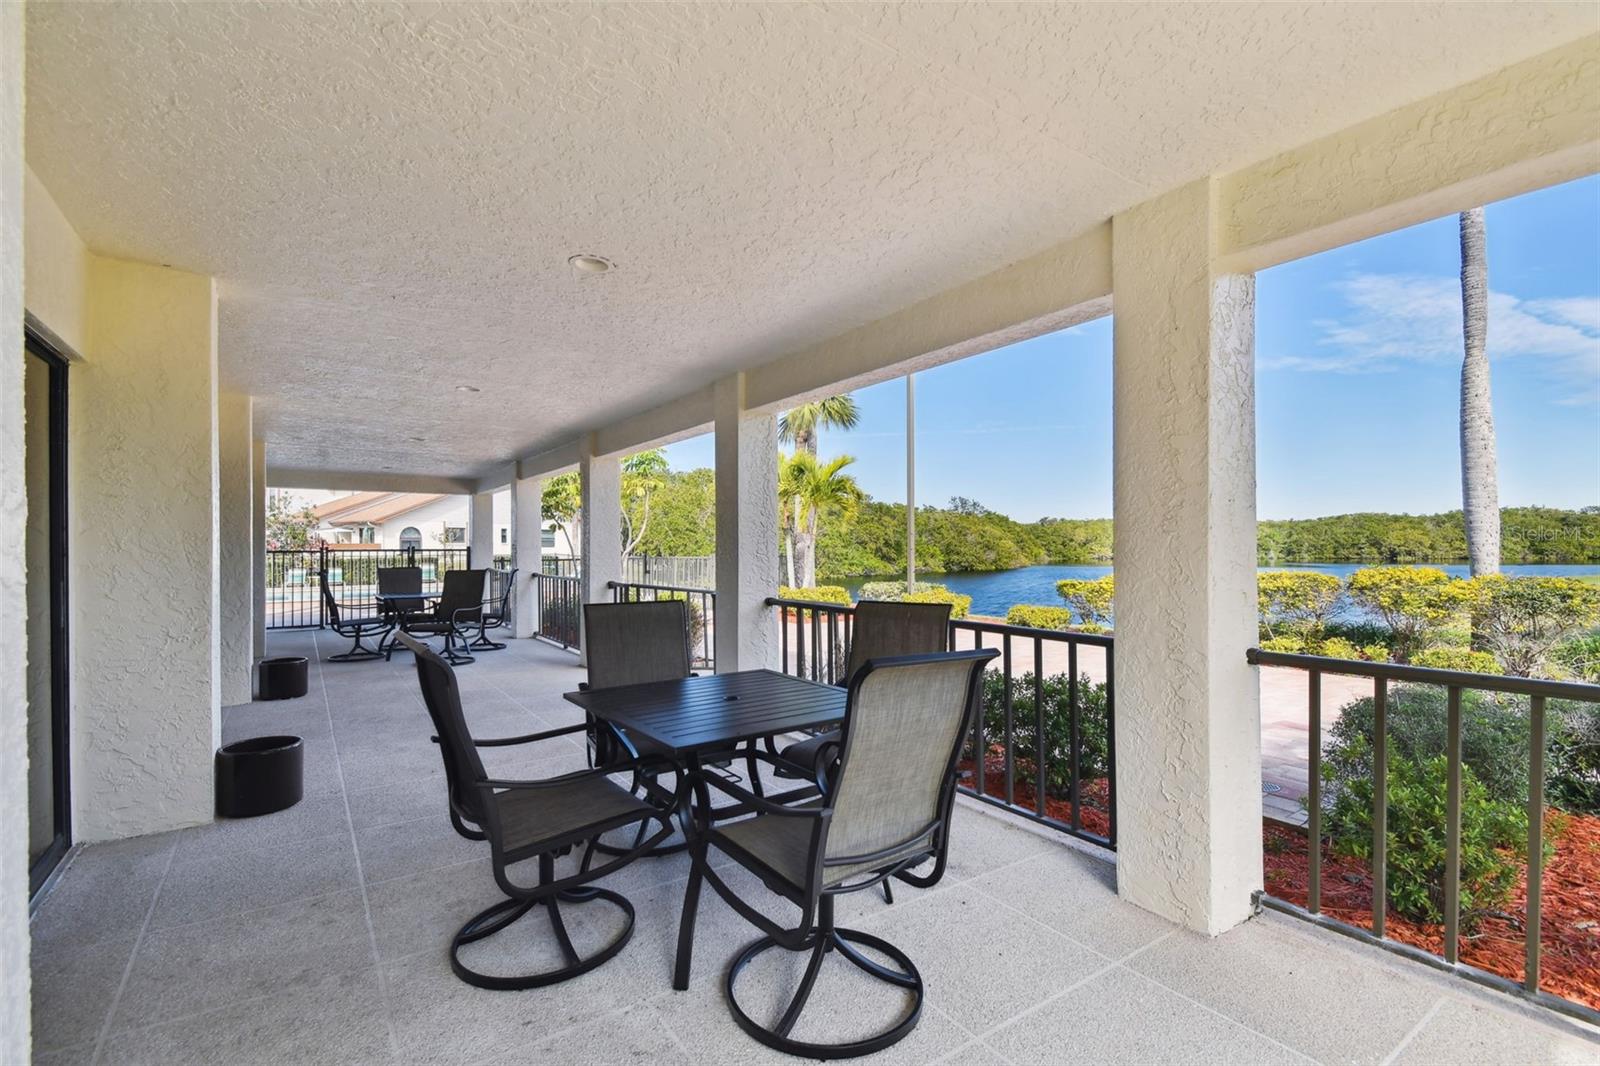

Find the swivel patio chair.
xmin=673 ymin=648 xmax=996 ymax=1059
xmin=581 ymin=600 xmax=696 ymax=855
xmin=387 ymin=568 xmax=487 ymax=665
xmin=775 ymin=601 xmax=953 ymax=781
xmin=398 ymin=632 xmax=674 ymax=989
xmin=376 ymin=565 xmax=426 ymax=616
xmin=319 ymin=570 xmax=393 ymax=662
xmin=469 ymin=567 xmax=517 ymax=652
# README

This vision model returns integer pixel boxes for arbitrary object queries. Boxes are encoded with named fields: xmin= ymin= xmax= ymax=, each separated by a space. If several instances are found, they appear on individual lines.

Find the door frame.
xmin=25 ymin=323 xmax=71 ymax=898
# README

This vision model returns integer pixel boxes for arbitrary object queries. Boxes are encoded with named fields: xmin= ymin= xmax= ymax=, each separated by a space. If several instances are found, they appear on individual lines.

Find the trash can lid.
xmin=219 ymin=735 xmax=303 ymax=756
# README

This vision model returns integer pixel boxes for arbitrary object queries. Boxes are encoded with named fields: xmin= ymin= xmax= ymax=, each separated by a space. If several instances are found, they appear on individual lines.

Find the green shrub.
xmin=1260 ymin=635 xmax=1307 ymax=653
xmin=1006 ymin=605 xmax=1074 ymax=631
xmin=1547 ymin=704 xmax=1600 ymax=815
xmin=857 ymin=580 xmax=971 ymax=618
xmin=1324 ymin=620 xmax=1396 ymax=650
xmin=1346 ymin=567 xmax=1475 ymax=661
xmin=1316 ymin=636 xmax=1362 ymax=661
xmin=978 ymin=670 xmax=1109 ymax=796
xmin=1361 ymin=643 xmax=1392 ymax=663
xmin=1470 ymin=575 xmax=1600 ymax=678
xmin=1258 ymin=571 xmax=1342 ymax=641
xmin=1323 ymin=742 xmax=1530 ymax=927
xmin=1411 ymin=647 xmax=1503 ymax=675
xmin=1055 ymin=575 xmax=1114 ymax=628
xmin=777 ymin=584 xmax=852 ymax=606
xmin=1551 ymin=633 xmax=1600 ymax=682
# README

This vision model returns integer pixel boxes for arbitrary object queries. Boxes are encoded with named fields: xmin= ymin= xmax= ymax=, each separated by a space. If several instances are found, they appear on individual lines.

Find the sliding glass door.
xmin=25 ymin=329 xmax=70 ymax=896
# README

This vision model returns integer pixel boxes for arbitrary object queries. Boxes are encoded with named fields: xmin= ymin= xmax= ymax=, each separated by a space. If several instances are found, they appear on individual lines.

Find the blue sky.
xmin=665 ymin=175 xmax=1600 ymax=521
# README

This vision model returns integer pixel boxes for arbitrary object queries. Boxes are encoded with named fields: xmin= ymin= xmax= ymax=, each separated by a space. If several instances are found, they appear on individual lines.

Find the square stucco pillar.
xmin=251 ymin=436 xmax=266 ymax=667
xmin=0 ymin=3 xmax=31 ymax=1055
xmin=217 ymin=393 xmax=254 ymax=706
xmin=75 ymin=258 xmax=221 ymax=842
xmin=578 ymin=437 xmax=621 ymax=665
xmin=511 ymin=474 xmax=542 ymax=638
xmin=714 ymin=373 xmax=779 ymax=673
xmin=1111 ymin=178 xmax=1261 ymax=936
xmin=469 ymin=490 xmax=495 ymax=568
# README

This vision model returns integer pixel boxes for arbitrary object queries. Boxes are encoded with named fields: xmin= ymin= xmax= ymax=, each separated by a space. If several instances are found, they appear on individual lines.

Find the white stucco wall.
xmin=577 ymin=440 xmax=621 ymax=665
xmin=713 ymin=374 xmax=779 ymax=672
xmin=1 ymin=3 xmax=33 ymax=1059
xmin=511 ymin=475 xmax=542 ymax=637
xmin=1111 ymin=179 xmax=1262 ymax=936
xmin=73 ymin=256 xmax=220 ymax=841
xmin=218 ymin=393 xmax=253 ymax=706
xmin=21 ymin=166 xmax=87 ymax=358
xmin=251 ymin=437 xmax=266 ymax=665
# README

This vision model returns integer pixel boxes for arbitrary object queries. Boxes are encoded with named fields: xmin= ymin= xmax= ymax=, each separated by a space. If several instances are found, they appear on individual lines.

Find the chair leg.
xmin=743 ymin=741 xmax=766 ymax=799
xmin=672 ymin=847 xmax=706 ymax=991
xmin=327 ymin=627 xmax=386 ymax=663
xmin=881 ymin=880 xmax=894 ymax=905
xmin=449 ymin=852 xmax=635 ymax=991
xmin=722 ymin=895 xmax=924 ymax=1059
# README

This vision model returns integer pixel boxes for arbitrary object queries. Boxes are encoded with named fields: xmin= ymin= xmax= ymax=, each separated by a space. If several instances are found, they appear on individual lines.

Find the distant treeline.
xmin=626 ymin=470 xmax=1599 ymax=577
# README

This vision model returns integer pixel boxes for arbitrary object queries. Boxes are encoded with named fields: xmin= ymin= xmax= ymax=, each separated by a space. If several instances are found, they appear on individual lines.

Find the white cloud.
xmin=1260 ymin=274 xmax=1600 ymax=403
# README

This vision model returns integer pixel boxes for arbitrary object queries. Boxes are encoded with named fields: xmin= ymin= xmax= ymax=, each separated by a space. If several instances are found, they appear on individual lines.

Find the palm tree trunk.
xmin=1458 ymin=207 xmax=1500 ymax=578
xmin=785 ymin=530 xmax=796 ymax=588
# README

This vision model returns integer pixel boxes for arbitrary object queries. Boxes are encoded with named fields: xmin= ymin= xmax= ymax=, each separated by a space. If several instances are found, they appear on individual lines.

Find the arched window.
xmin=399 ymin=526 xmax=421 ymax=550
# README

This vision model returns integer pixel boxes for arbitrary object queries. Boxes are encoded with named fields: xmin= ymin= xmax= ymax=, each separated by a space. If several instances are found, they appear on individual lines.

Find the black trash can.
xmin=257 ymin=656 xmax=308 ymax=700
xmin=216 ymin=736 xmax=304 ymax=818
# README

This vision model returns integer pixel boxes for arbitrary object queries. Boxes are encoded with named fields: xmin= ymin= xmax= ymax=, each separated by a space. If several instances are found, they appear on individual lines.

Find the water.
xmin=837 ymin=563 xmax=1600 ymax=620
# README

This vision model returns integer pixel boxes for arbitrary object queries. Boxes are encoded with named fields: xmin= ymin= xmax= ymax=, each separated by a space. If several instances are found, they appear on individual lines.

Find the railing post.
xmin=1444 ymin=685 xmax=1462 ymax=964
xmin=1527 ymin=694 xmax=1546 ymax=994
xmin=1372 ymin=677 xmax=1388 ymax=939
xmin=1308 ymin=670 xmax=1322 ymax=915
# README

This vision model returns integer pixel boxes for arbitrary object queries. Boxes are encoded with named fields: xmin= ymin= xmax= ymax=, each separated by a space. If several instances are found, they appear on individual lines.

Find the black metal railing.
xmin=610 ymin=581 xmax=716 ymax=670
xmin=542 ymin=556 xmax=582 ymax=578
xmin=768 ymin=597 xmax=1116 ymax=849
xmin=534 ymin=573 xmax=581 ymax=649
xmin=1248 ymin=647 xmax=1600 ymax=1025
xmin=265 ymin=546 xmax=473 ymax=629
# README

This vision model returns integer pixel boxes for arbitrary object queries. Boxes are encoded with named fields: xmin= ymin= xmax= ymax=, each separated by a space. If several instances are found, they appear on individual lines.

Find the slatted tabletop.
xmin=563 ymin=669 xmax=846 ymax=757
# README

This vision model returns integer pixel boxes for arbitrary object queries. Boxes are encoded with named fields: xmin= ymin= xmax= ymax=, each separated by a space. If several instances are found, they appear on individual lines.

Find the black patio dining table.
xmin=563 ymin=669 xmax=847 ymax=820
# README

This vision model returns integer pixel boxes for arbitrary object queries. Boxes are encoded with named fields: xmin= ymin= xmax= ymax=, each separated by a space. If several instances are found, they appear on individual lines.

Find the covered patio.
xmin=28 ymin=632 xmax=1598 ymax=1065
xmin=5 ymin=3 xmax=1600 ymax=1063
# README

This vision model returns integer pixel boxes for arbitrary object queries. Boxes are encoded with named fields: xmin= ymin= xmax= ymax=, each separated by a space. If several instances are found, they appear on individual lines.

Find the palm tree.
xmin=779 ymin=394 xmax=858 ymax=582
xmin=1458 ymin=207 xmax=1500 ymax=577
xmin=779 ymin=394 xmax=859 ymax=457
xmin=782 ymin=451 xmax=863 ymax=588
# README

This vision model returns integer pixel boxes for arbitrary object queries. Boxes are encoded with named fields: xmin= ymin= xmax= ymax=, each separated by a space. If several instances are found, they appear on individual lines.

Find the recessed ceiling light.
xmin=568 ymin=254 xmax=613 ymax=274
xmin=455 ymin=385 xmax=480 ymax=393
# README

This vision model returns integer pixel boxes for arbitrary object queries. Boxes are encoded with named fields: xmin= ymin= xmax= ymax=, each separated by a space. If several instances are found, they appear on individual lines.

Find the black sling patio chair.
xmin=580 ymin=600 xmax=698 ymax=855
xmin=318 ymin=570 xmax=393 ymax=662
xmin=469 ymin=567 xmax=517 ymax=652
xmin=672 ymin=648 xmax=996 ymax=1059
xmin=774 ymin=600 xmax=953 ymax=779
xmin=398 ymin=632 xmax=674 ymax=989
xmin=387 ymin=568 xmax=487 ymax=665
xmin=376 ymin=565 xmax=426 ymax=618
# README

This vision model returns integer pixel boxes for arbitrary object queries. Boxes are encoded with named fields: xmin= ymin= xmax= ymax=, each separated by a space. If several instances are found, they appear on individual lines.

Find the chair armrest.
xmin=700 ymin=771 xmax=832 ymax=819
xmin=428 ymin=721 xmax=587 ymax=748
xmin=480 ymin=762 xmax=640 ymax=792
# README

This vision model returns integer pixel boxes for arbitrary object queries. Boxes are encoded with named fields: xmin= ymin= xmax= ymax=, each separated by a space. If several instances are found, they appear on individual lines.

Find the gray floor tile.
xmin=171 ymin=792 xmax=351 ymax=863
xmin=29 ymin=936 xmax=134 ymax=1052
xmin=970 ymin=845 xmax=1174 ymax=959
xmin=98 ymin=969 xmax=394 ymax=1066
xmin=1125 ymin=914 xmax=1443 ymax=1065
xmin=356 ymin=815 xmax=485 ymax=885
xmin=345 ymin=778 xmax=451 ymax=832
xmin=29 ymin=834 xmax=177 ymax=952
xmin=854 ymin=884 xmax=1106 ymax=1036
xmin=481 ymin=998 xmax=689 ymax=1065
xmin=1392 ymin=994 xmax=1600 ymax=1065
xmin=32 ymin=1044 xmax=94 ymax=1065
xmin=990 ymin=965 xmax=1314 ymax=1065
xmin=365 ymin=858 xmax=503 ymax=964
xmin=112 ymin=889 xmax=374 ymax=1030
xmin=147 ymin=833 xmax=360 ymax=930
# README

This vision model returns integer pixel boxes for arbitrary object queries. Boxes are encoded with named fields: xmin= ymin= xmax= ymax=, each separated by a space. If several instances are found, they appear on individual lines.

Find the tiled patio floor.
xmin=29 ymin=631 xmax=1600 ymax=1065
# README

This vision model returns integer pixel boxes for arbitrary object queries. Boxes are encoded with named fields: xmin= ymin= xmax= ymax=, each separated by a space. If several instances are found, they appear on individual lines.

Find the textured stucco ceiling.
xmin=23 ymin=1 xmax=1597 ymax=479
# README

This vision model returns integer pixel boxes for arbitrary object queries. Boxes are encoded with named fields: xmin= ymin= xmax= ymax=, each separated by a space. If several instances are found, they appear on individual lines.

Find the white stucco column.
xmin=1111 ymin=177 xmax=1261 ymax=936
xmin=217 ymin=393 xmax=254 ymax=706
xmin=74 ymin=259 xmax=221 ymax=841
xmin=251 ymin=436 xmax=266 ymax=669
xmin=0 ymin=5 xmax=31 ymax=1054
xmin=578 ymin=436 xmax=621 ymax=664
xmin=714 ymin=373 xmax=779 ymax=672
xmin=511 ymin=474 xmax=542 ymax=638
xmin=468 ymin=490 xmax=495 ymax=568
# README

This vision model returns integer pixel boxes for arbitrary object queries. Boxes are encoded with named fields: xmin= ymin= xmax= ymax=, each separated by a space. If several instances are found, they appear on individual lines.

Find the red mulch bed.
xmin=1264 ymin=811 xmax=1600 ymax=1010
xmin=958 ymin=754 xmax=1111 ymax=840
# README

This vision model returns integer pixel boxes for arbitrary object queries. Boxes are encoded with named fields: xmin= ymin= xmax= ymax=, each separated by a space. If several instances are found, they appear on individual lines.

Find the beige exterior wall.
xmin=1 ymin=3 xmax=32 ymax=1058
xmin=74 ymin=255 xmax=220 ymax=840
